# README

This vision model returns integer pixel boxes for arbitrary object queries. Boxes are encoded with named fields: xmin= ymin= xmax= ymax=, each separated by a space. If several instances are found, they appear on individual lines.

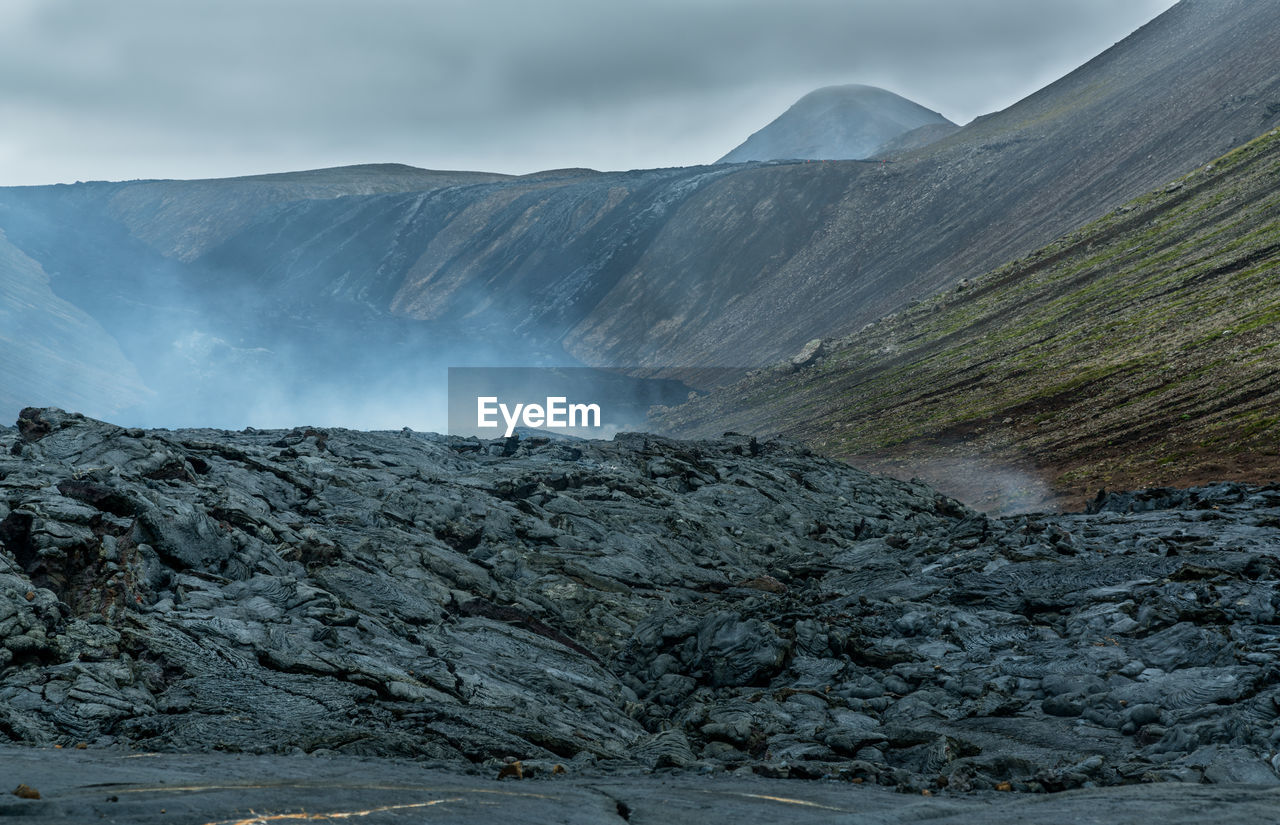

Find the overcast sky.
xmin=0 ymin=0 xmax=1179 ymax=185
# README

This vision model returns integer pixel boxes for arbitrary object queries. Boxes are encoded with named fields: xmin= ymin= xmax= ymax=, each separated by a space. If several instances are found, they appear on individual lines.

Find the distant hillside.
xmin=654 ymin=126 xmax=1280 ymax=512
xmin=716 ymin=84 xmax=954 ymax=163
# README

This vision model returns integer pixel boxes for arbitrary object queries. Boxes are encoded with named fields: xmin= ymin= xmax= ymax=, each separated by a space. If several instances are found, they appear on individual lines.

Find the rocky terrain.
xmin=2 ymin=0 xmax=1279 ymax=427
xmin=6 ymin=749 xmax=1280 ymax=824
xmin=3 ymin=407 xmax=1280 ymax=808
xmin=655 ymin=124 xmax=1280 ymax=513
xmin=715 ymin=84 xmax=955 ymax=164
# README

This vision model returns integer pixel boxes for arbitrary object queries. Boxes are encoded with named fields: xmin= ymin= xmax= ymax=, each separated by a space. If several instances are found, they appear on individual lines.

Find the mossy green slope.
xmin=655 ymin=127 xmax=1280 ymax=511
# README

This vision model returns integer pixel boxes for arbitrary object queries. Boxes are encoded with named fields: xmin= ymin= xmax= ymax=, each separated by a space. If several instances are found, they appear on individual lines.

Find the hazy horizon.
xmin=1 ymin=0 xmax=1177 ymax=186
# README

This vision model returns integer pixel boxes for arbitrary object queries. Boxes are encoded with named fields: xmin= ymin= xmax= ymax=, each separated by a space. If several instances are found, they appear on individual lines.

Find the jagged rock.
xmin=632 ymin=729 xmax=697 ymax=769
xmin=790 ymin=339 xmax=826 ymax=369
xmin=1 ymin=410 xmax=1279 ymax=793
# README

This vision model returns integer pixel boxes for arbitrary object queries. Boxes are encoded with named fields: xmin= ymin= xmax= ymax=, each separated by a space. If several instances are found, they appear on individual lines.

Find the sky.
xmin=0 ymin=0 xmax=1179 ymax=185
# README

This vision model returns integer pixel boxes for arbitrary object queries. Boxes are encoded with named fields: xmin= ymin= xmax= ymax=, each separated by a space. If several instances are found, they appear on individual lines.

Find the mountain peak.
xmin=716 ymin=84 xmax=955 ymax=164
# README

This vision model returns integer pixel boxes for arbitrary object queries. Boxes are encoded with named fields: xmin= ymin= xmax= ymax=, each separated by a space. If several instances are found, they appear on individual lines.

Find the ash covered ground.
xmin=3 ymin=408 xmax=1280 ymax=821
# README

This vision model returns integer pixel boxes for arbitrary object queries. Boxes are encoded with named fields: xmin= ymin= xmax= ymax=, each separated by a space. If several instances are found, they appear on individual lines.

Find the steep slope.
xmin=869 ymin=121 xmax=961 ymax=156
xmin=0 ymin=231 xmax=148 ymax=417
xmin=653 ymin=126 xmax=1280 ymax=512
xmin=716 ymin=84 xmax=954 ymax=163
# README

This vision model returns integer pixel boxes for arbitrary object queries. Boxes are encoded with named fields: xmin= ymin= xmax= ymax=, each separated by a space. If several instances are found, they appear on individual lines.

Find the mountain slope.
xmin=595 ymin=0 xmax=1280 ymax=368
xmin=653 ymin=126 xmax=1280 ymax=511
xmin=0 ymin=230 xmax=149 ymax=416
xmin=716 ymin=84 xmax=954 ymax=163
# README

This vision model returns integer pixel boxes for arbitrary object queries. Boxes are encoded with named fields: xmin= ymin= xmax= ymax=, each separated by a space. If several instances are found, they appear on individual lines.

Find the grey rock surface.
xmin=4 ymin=747 xmax=1280 ymax=824
xmin=2 ymin=407 xmax=1280 ymax=800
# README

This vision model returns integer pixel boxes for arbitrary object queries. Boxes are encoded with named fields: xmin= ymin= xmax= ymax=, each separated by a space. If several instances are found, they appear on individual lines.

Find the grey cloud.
xmin=0 ymin=0 xmax=1178 ymax=183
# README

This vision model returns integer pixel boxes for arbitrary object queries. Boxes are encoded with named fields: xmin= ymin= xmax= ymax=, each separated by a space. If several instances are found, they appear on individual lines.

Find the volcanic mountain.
xmin=715 ymin=84 xmax=956 ymax=163
xmin=0 ymin=0 xmax=1278 ymax=428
